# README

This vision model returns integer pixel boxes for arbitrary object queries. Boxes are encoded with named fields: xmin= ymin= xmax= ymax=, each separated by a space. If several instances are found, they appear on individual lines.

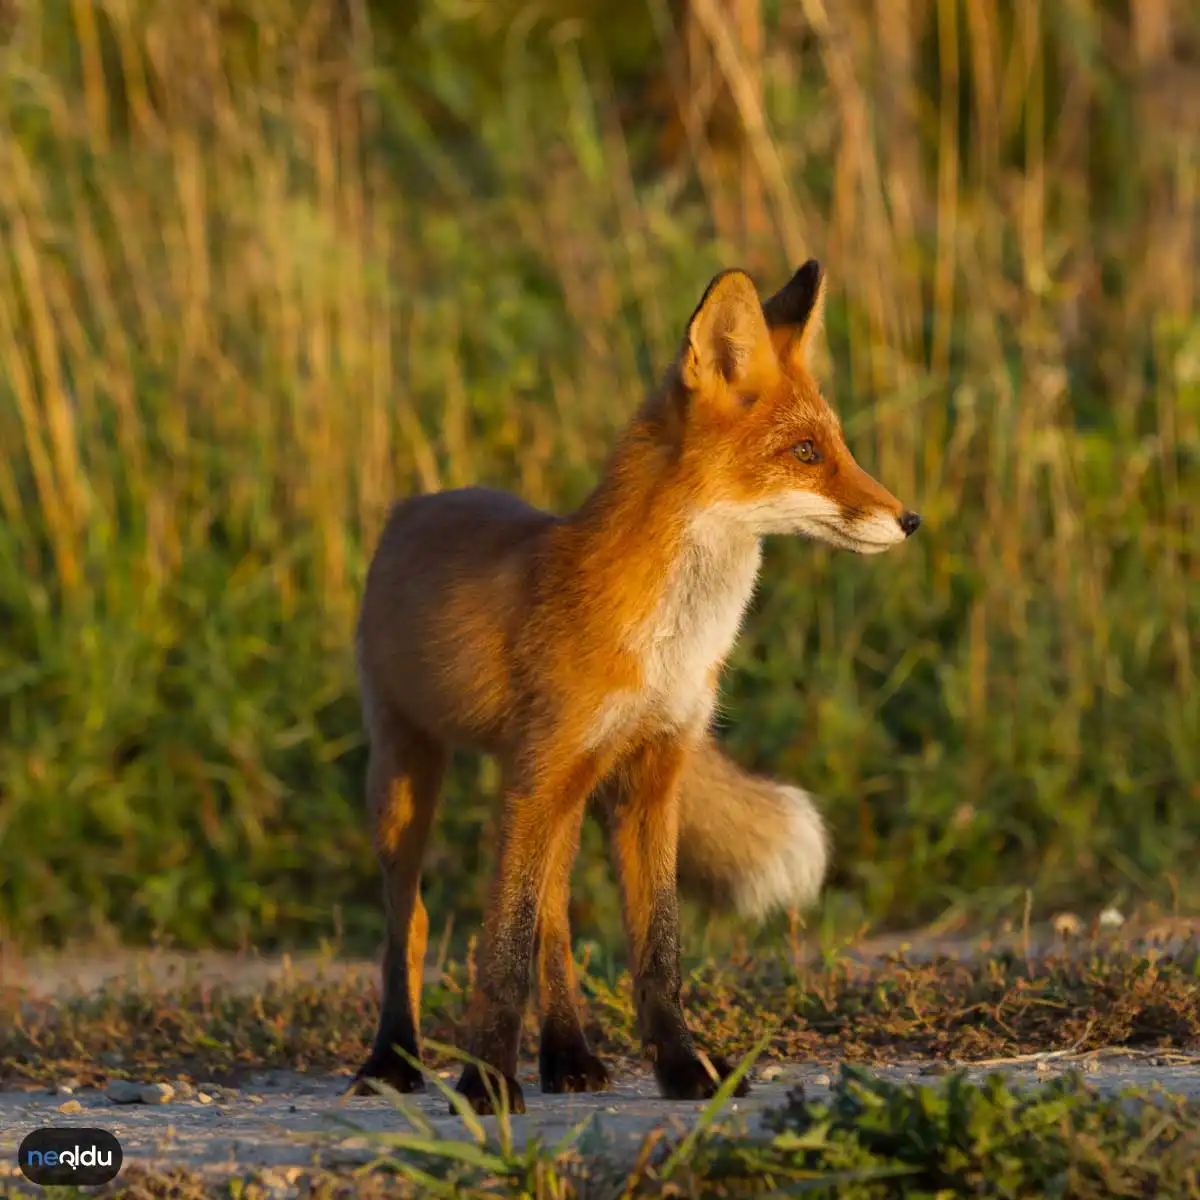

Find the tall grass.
xmin=0 ymin=0 xmax=1196 ymax=951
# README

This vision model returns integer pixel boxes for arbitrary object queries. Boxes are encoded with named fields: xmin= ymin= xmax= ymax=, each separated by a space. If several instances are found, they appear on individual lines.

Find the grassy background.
xmin=0 ymin=0 xmax=1196 ymax=954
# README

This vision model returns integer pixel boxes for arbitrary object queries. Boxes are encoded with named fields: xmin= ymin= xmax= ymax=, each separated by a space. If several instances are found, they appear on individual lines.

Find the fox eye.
xmin=793 ymin=440 xmax=819 ymax=463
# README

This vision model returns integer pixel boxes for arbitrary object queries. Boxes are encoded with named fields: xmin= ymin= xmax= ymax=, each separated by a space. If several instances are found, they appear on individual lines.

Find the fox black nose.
xmin=899 ymin=511 xmax=921 ymax=536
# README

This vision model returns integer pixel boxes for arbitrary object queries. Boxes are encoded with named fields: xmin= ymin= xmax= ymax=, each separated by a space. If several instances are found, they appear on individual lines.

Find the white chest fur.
xmin=583 ymin=519 xmax=762 ymax=748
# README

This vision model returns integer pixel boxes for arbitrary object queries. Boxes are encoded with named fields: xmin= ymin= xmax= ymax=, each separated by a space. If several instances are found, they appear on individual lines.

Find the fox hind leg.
xmin=353 ymin=708 xmax=446 ymax=1095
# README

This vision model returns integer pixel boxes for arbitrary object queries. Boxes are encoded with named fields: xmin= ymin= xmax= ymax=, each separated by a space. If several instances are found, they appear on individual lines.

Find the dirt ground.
xmin=3 ymin=1056 xmax=1200 ymax=1186
xmin=3 ymin=930 xmax=1199 ymax=1187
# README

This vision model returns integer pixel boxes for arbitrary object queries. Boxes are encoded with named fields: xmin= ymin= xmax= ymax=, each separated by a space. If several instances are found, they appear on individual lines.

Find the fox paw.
xmin=455 ymin=1064 xmax=526 ymax=1115
xmin=350 ymin=1049 xmax=425 ymax=1096
xmin=539 ymin=1036 xmax=611 ymax=1094
xmin=654 ymin=1051 xmax=750 ymax=1101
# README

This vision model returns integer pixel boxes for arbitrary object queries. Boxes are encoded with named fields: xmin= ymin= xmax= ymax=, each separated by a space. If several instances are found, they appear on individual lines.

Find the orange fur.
xmin=352 ymin=261 xmax=920 ymax=1112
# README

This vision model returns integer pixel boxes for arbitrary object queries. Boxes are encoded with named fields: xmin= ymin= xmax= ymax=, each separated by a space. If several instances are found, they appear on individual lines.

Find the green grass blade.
xmin=659 ymin=1027 xmax=775 ymax=1178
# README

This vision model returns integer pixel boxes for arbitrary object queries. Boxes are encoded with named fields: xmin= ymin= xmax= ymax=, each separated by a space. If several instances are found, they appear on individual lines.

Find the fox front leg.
xmin=607 ymin=735 xmax=750 ymax=1101
xmin=457 ymin=750 xmax=612 ymax=1114
xmin=534 ymin=815 xmax=611 ymax=1094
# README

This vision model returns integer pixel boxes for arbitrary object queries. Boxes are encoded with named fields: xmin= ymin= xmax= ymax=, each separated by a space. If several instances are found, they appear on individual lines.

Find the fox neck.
xmin=565 ymin=411 xmax=763 ymax=721
xmin=570 ymin=408 xmax=759 ymax=571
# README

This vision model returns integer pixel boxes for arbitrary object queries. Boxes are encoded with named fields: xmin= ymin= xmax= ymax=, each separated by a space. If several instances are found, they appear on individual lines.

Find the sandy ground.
xmin=3 ymin=1055 xmax=1200 ymax=1187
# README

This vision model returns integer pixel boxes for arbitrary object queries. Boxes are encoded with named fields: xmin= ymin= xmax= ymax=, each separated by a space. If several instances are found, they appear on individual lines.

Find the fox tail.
xmin=675 ymin=735 xmax=830 ymax=919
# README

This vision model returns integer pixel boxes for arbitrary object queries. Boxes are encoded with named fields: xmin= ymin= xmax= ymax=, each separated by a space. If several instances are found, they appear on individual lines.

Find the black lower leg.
xmin=355 ymin=871 xmax=424 ymax=1093
xmin=536 ymin=814 xmax=609 ymax=1094
xmin=537 ymin=932 xmax=609 ymax=1093
xmin=637 ymin=886 xmax=749 ymax=1101
xmin=539 ymin=1014 xmax=610 ymax=1093
xmin=356 ymin=938 xmax=423 ymax=1092
xmin=456 ymin=890 xmax=537 ymax=1114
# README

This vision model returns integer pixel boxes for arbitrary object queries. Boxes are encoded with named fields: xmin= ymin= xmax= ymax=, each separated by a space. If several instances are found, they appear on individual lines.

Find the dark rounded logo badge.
xmin=18 ymin=1127 xmax=123 ymax=1187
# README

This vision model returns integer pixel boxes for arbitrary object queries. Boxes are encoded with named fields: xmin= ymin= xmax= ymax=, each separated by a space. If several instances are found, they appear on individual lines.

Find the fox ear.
xmin=763 ymin=259 xmax=825 ymax=370
xmin=681 ymin=269 xmax=774 ymax=393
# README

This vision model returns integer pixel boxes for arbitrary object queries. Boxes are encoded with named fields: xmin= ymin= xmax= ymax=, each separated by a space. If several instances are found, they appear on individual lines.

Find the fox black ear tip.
xmin=763 ymin=260 xmax=823 ymax=326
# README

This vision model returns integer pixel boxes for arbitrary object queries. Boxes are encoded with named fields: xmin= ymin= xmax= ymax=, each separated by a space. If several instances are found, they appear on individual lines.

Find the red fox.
xmin=353 ymin=261 xmax=920 ymax=1113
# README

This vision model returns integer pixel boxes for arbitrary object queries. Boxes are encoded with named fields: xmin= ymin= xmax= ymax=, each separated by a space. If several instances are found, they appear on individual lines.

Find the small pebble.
xmin=106 ymin=1080 xmax=144 ymax=1104
xmin=760 ymin=1064 xmax=783 ymax=1082
xmin=256 ymin=1169 xmax=294 ymax=1199
xmin=812 ymin=1072 xmax=833 ymax=1085
xmin=57 ymin=1100 xmax=84 ymax=1114
xmin=196 ymin=1092 xmax=213 ymax=1105
xmin=140 ymin=1083 xmax=175 ymax=1105
xmin=172 ymin=1080 xmax=195 ymax=1099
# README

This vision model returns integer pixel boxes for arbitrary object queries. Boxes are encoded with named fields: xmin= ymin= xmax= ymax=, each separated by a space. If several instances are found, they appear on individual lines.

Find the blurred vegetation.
xmin=0 ymin=0 xmax=1196 ymax=953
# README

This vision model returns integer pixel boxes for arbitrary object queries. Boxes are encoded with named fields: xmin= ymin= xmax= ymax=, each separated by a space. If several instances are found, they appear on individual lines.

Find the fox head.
xmin=666 ymin=262 xmax=920 ymax=554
